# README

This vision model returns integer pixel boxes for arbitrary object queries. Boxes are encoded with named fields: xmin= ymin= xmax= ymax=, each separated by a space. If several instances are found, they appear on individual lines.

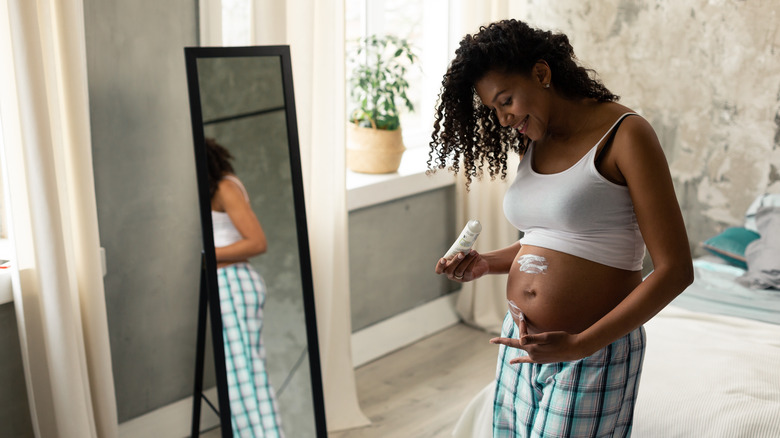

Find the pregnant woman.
xmin=431 ymin=20 xmax=693 ymax=437
xmin=207 ymin=138 xmax=284 ymax=438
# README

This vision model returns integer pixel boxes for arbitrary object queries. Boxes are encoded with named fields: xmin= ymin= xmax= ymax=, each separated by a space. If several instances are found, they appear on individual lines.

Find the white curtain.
xmin=450 ymin=1 xmax=524 ymax=334
xmin=249 ymin=0 xmax=371 ymax=432
xmin=0 ymin=1 xmax=118 ymax=437
xmin=199 ymin=0 xmax=222 ymax=46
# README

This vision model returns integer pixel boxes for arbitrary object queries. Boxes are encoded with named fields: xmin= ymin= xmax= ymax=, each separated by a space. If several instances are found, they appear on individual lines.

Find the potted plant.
xmin=346 ymin=34 xmax=418 ymax=174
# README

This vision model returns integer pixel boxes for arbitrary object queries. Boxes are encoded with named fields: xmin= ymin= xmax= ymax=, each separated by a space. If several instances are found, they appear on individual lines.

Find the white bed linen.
xmin=633 ymin=305 xmax=780 ymax=437
xmin=670 ymin=258 xmax=780 ymax=325
xmin=452 ymin=305 xmax=780 ymax=437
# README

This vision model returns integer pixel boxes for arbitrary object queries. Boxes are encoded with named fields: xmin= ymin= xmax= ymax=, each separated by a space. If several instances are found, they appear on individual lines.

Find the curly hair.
xmin=428 ymin=19 xmax=619 ymax=188
xmin=205 ymin=137 xmax=235 ymax=200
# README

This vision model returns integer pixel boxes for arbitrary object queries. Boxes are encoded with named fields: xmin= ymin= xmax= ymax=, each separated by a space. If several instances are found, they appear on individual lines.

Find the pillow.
xmin=745 ymin=193 xmax=780 ymax=232
xmin=738 ymin=207 xmax=780 ymax=289
xmin=701 ymin=227 xmax=761 ymax=269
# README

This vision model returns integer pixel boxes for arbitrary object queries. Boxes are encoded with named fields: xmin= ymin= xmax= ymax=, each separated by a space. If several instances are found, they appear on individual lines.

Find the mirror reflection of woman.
xmin=431 ymin=20 xmax=693 ymax=438
xmin=206 ymin=137 xmax=284 ymax=438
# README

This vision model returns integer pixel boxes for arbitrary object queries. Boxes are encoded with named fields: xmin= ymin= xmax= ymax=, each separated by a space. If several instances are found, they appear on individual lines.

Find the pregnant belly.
xmin=506 ymin=245 xmax=642 ymax=334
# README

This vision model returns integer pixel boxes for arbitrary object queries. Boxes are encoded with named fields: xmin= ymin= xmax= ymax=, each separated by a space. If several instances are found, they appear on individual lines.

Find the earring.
xmin=544 ymin=83 xmax=550 ymax=89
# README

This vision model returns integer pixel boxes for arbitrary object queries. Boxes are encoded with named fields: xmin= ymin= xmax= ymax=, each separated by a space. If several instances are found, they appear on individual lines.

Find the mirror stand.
xmin=191 ymin=253 xmax=231 ymax=437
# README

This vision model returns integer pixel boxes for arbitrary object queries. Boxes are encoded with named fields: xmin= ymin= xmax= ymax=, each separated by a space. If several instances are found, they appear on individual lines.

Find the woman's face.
xmin=474 ymin=68 xmax=549 ymax=141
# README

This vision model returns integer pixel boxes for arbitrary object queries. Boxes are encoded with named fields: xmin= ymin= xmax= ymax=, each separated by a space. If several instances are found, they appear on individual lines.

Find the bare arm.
xmin=575 ymin=115 xmax=693 ymax=354
xmin=213 ymin=178 xmax=267 ymax=263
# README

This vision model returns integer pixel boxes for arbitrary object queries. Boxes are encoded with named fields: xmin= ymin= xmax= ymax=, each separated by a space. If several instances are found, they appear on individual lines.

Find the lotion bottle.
xmin=443 ymin=220 xmax=482 ymax=259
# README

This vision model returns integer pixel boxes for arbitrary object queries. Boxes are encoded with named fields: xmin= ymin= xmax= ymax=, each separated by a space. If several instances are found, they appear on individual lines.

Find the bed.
xmin=452 ymin=199 xmax=780 ymax=437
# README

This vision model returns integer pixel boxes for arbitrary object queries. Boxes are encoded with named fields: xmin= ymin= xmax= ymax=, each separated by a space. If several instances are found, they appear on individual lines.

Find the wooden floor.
xmin=199 ymin=323 xmax=497 ymax=438
xmin=329 ymin=323 xmax=497 ymax=438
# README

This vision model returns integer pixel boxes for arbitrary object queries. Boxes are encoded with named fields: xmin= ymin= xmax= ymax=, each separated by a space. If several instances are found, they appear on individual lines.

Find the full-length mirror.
xmin=185 ymin=46 xmax=326 ymax=437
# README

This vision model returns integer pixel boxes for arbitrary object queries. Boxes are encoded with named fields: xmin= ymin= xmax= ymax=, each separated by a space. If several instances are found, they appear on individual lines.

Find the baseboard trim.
xmin=119 ymin=386 xmax=221 ymax=438
xmin=351 ymin=292 xmax=460 ymax=368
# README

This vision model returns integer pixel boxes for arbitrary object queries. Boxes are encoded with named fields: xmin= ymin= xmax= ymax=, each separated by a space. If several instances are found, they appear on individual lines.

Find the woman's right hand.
xmin=435 ymin=249 xmax=489 ymax=282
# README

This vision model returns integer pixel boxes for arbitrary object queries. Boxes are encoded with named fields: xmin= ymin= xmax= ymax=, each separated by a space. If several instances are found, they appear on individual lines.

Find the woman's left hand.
xmin=490 ymin=330 xmax=590 ymax=364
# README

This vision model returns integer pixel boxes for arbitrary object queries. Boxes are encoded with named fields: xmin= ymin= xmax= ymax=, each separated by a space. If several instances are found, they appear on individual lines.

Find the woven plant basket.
xmin=346 ymin=122 xmax=406 ymax=174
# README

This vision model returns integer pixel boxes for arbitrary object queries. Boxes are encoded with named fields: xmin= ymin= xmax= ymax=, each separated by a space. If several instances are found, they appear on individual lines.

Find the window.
xmin=346 ymin=0 xmax=452 ymax=149
xmin=221 ymin=0 xmax=251 ymax=46
xmin=217 ymin=0 xmax=454 ymax=149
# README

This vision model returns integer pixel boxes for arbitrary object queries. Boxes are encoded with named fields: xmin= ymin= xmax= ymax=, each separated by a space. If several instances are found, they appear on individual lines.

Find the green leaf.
xmin=346 ymin=33 xmax=420 ymax=128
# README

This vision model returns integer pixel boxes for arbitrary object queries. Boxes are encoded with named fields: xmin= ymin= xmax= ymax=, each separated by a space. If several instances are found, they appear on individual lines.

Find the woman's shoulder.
xmin=600 ymin=104 xmax=662 ymax=161
xmin=593 ymin=102 xmax=654 ymax=136
xmin=592 ymin=101 xmax=633 ymax=121
xmin=219 ymin=174 xmax=247 ymax=191
xmin=217 ymin=174 xmax=250 ymax=201
xmin=219 ymin=173 xmax=242 ymax=186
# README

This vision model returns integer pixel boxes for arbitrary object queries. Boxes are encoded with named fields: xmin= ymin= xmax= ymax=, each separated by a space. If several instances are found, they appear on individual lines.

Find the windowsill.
xmin=347 ymin=146 xmax=456 ymax=211
xmin=0 ymin=239 xmax=13 ymax=305
xmin=0 ymin=242 xmax=105 ymax=306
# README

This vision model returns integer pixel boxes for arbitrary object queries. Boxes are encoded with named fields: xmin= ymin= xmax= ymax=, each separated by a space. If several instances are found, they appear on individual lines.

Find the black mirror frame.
xmin=184 ymin=45 xmax=327 ymax=437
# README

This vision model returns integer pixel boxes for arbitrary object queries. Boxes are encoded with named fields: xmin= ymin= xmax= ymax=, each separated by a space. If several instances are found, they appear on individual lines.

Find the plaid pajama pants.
xmin=493 ymin=312 xmax=645 ymax=438
xmin=218 ymin=263 xmax=284 ymax=438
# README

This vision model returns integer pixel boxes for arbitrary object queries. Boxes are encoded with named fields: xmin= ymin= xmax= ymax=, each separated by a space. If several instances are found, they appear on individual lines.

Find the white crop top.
xmin=212 ymin=175 xmax=249 ymax=248
xmin=503 ymin=113 xmax=645 ymax=271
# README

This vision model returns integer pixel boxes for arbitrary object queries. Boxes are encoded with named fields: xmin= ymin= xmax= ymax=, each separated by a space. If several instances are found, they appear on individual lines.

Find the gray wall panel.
xmin=83 ymin=0 xmax=208 ymax=422
xmin=348 ymin=186 xmax=459 ymax=332
xmin=0 ymin=303 xmax=34 ymax=438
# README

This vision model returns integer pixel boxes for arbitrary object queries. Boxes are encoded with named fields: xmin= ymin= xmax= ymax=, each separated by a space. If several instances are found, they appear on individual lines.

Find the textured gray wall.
xmin=513 ymin=0 xmax=780 ymax=252
xmin=0 ymin=303 xmax=34 ymax=437
xmin=349 ymin=186 xmax=459 ymax=332
xmin=83 ymin=0 xmax=207 ymax=423
xmin=198 ymin=54 xmax=316 ymax=437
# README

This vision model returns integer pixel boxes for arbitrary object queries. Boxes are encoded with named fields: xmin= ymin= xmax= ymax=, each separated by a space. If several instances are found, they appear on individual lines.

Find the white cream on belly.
xmin=507 ymin=254 xmax=550 ymax=323
xmin=517 ymin=254 xmax=548 ymax=274
xmin=507 ymin=299 xmax=525 ymax=321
